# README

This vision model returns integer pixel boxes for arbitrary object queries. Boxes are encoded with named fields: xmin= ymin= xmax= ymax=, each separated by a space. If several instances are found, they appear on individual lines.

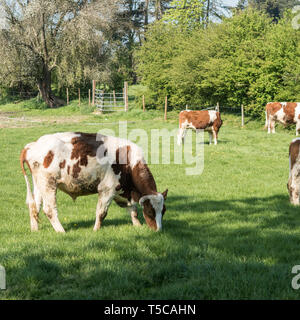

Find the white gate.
xmin=95 ymin=89 xmax=126 ymax=112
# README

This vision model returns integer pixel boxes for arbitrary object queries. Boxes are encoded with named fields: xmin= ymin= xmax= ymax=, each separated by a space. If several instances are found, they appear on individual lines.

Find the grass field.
xmin=1 ymin=101 xmax=300 ymax=300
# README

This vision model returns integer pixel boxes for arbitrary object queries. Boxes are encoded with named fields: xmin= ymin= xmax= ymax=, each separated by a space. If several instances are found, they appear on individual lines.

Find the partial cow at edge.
xmin=288 ymin=138 xmax=300 ymax=205
xmin=177 ymin=110 xmax=223 ymax=146
xmin=265 ymin=102 xmax=300 ymax=135
xmin=20 ymin=132 xmax=168 ymax=233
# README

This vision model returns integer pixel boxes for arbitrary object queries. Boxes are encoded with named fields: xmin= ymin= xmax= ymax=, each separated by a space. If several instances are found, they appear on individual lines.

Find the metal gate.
xmin=95 ymin=89 xmax=126 ymax=112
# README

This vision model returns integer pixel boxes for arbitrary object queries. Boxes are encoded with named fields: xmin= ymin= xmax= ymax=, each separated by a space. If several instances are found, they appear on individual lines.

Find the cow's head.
xmin=139 ymin=189 xmax=168 ymax=231
xmin=287 ymin=178 xmax=300 ymax=205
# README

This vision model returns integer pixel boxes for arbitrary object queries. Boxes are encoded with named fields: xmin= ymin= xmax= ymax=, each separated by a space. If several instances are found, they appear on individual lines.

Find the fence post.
xmin=164 ymin=96 xmax=168 ymax=121
xmin=92 ymin=80 xmax=96 ymax=106
xmin=241 ymin=104 xmax=244 ymax=127
xmin=216 ymin=102 xmax=220 ymax=112
xmin=66 ymin=88 xmax=69 ymax=105
xmin=88 ymin=89 xmax=91 ymax=106
xmin=124 ymin=82 xmax=128 ymax=112
xmin=78 ymin=88 xmax=81 ymax=107
xmin=113 ymin=90 xmax=116 ymax=108
xmin=143 ymin=95 xmax=145 ymax=112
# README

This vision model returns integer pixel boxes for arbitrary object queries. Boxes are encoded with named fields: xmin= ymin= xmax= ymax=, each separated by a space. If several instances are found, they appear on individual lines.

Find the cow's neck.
xmin=132 ymin=161 xmax=157 ymax=197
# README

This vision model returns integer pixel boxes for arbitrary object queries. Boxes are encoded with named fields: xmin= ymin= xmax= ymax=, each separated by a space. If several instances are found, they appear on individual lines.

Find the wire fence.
xmin=1 ymin=84 xmax=246 ymax=127
xmin=0 ymin=90 xmax=38 ymax=101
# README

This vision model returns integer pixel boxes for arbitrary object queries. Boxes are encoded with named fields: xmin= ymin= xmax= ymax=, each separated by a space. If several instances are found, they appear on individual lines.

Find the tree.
xmin=0 ymin=0 xmax=118 ymax=107
xmin=162 ymin=0 xmax=206 ymax=30
xmin=162 ymin=0 xmax=225 ymax=30
xmin=136 ymin=7 xmax=300 ymax=115
xmin=245 ymin=0 xmax=298 ymax=20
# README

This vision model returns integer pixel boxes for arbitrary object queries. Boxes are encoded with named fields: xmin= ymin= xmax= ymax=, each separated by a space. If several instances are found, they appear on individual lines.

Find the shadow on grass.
xmin=64 ymin=217 xmax=131 ymax=231
xmin=2 ymin=193 xmax=300 ymax=299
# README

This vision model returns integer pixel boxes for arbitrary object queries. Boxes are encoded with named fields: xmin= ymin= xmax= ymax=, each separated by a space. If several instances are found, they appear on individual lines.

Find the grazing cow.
xmin=177 ymin=110 xmax=223 ymax=146
xmin=288 ymin=138 xmax=300 ymax=205
xmin=20 ymin=132 xmax=168 ymax=232
xmin=265 ymin=102 xmax=300 ymax=135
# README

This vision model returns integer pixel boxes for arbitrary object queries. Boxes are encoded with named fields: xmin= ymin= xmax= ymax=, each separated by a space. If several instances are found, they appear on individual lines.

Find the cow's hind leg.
xmin=43 ymin=193 xmax=65 ymax=233
xmin=270 ymin=119 xmax=276 ymax=134
xmin=267 ymin=115 xmax=271 ymax=134
xmin=38 ymin=180 xmax=65 ymax=233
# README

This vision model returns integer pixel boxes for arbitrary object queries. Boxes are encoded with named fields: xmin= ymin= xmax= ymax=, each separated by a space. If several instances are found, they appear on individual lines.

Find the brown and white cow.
xmin=177 ymin=110 xmax=223 ymax=146
xmin=265 ymin=102 xmax=300 ymax=135
xmin=287 ymin=138 xmax=300 ymax=205
xmin=20 ymin=132 xmax=168 ymax=232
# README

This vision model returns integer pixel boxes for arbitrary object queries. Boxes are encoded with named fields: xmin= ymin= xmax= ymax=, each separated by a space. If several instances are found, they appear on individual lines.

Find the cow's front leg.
xmin=177 ymin=128 xmax=186 ymax=146
xmin=94 ymin=189 xmax=115 ymax=231
xmin=127 ymin=205 xmax=141 ymax=227
xmin=212 ymin=128 xmax=218 ymax=145
xmin=270 ymin=119 xmax=276 ymax=134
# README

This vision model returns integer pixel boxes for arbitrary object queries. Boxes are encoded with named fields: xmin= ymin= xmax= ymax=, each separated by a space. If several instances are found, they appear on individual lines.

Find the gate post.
xmin=124 ymin=82 xmax=128 ymax=112
xmin=92 ymin=80 xmax=96 ymax=106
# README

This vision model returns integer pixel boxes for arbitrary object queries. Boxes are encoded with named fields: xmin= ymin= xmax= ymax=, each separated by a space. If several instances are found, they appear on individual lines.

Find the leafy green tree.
xmin=0 ymin=0 xmax=118 ymax=107
xmin=135 ymin=21 xmax=187 ymax=107
xmin=136 ymin=7 xmax=300 ymax=117
xmin=162 ymin=0 xmax=206 ymax=29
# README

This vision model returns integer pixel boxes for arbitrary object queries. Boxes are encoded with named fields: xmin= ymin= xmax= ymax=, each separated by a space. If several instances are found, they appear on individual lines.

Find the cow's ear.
xmin=162 ymin=189 xmax=168 ymax=200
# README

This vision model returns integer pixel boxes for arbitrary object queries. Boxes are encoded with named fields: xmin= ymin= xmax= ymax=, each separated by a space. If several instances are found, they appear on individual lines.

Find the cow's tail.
xmin=20 ymin=148 xmax=39 ymax=222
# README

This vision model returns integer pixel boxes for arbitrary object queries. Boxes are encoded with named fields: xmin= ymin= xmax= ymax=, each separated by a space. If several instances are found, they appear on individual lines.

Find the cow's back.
xmin=179 ymin=110 xmax=221 ymax=130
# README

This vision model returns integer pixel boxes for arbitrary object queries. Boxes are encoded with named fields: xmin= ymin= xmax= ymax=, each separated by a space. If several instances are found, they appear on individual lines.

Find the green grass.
xmin=0 ymin=102 xmax=300 ymax=300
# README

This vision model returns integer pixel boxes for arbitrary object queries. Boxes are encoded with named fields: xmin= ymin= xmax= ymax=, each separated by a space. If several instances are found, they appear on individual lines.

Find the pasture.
xmin=0 ymin=104 xmax=300 ymax=300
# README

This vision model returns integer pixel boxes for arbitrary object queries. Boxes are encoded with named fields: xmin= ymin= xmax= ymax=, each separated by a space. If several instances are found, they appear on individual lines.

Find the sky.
xmin=222 ymin=0 xmax=240 ymax=7
xmin=0 ymin=0 xmax=241 ymax=29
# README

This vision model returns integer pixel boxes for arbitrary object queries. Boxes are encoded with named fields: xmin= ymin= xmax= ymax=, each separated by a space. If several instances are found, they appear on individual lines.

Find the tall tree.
xmin=244 ymin=0 xmax=298 ymax=20
xmin=0 ymin=0 xmax=117 ymax=107
xmin=162 ymin=0 xmax=207 ymax=30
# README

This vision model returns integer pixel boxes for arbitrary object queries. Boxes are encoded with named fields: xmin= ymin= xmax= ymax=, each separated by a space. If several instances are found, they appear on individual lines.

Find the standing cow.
xmin=265 ymin=102 xmax=300 ymax=135
xmin=177 ymin=110 xmax=223 ymax=146
xmin=288 ymin=138 xmax=300 ymax=205
xmin=20 ymin=132 xmax=168 ymax=232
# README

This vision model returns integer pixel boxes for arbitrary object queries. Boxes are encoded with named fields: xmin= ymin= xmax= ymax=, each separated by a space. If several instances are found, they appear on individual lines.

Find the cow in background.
xmin=177 ymin=110 xmax=223 ymax=146
xmin=288 ymin=138 xmax=300 ymax=205
xmin=265 ymin=102 xmax=300 ymax=135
